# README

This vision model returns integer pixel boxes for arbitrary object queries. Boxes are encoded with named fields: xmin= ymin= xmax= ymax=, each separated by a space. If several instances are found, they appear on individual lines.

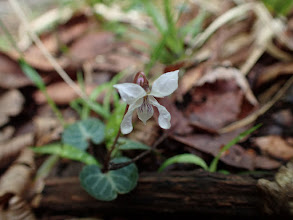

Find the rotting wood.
xmin=36 ymin=170 xmax=279 ymax=217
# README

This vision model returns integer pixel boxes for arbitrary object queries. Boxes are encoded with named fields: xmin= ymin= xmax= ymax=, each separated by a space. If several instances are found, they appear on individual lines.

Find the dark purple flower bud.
xmin=133 ymin=71 xmax=150 ymax=92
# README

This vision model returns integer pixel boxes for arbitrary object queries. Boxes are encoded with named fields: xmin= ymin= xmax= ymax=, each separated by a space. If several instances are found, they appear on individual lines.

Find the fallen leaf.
xmin=0 ymin=52 xmax=32 ymax=89
xmin=69 ymin=32 xmax=115 ymax=63
xmin=0 ymin=196 xmax=36 ymax=220
xmin=186 ymin=80 xmax=244 ymax=130
xmin=253 ymin=135 xmax=293 ymax=160
xmin=196 ymin=66 xmax=258 ymax=105
xmin=183 ymin=66 xmax=258 ymax=131
xmin=171 ymin=128 xmax=281 ymax=170
xmin=0 ymin=90 xmax=25 ymax=126
xmin=0 ymin=133 xmax=34 ymax=170
xmin=0 ymin=148 xmax=35 ymax=197
xmin=33 ymin=81 xmax=96 ymax=105
xmin=93 ymin=52 xmax=144 ymax=73
xmin=178 ymin=63 xmax=206 ymax=96
xmin=0 ymin=126 xmax=15 ymax=143
xmin=0 ymin=149 xmax=36 ymax=220
xmin=34 ymin=116 xmax=63 ymax=146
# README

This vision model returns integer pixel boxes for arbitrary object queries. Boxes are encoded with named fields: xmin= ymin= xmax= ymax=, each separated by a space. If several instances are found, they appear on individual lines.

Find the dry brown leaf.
xmin=93 ymin=52 xmax=144 ymax=73
xmin=0 ymin=149 xmax=36 ymax=220
xmin=0 ymin=148 xmax=35 ymax=197
xmin=69 ymin=32 xmax=115 ymax=63
xmin=34 ymin=116 xmax=63 ymax=146
xmin=0 ymin=53 xmax=32 ymax=89
xmin=178 ymin=63 xmax=205 ymax=96
xmin=0 ymin=90 xmax=25 ymax=126
xmin=253 ymin=135 xmax=293 ymax=160
xmin=0 ymin=133 xmax=34 ymax=170
xmin=0 ymin=126 xmax=15 ymax=143
xmin=183 ymin=66 xmax=259 ymax=131
xmin=33 ymin=81 xmax=96 ymax=105
xmin=171 ymin=128 xmax=281 ymax=170
xmin=0 ymin=196 xmax=36 ymax=220
xmin=196 ymin=66 xmax=258 ymax=105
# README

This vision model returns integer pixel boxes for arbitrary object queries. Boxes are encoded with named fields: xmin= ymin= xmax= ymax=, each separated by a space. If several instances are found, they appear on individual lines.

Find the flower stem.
xmin=103 ymin=105 xmax=129 ymax=172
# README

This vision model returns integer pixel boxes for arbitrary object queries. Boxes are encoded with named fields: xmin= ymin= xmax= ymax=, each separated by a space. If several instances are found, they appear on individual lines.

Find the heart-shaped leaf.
xmin=32 ymin=143 xmax=100 ymax=166
xmin=80 ymin=157 xmax=138 ymax=201
xmin=62 ymin=118 xmax=105 ymax=150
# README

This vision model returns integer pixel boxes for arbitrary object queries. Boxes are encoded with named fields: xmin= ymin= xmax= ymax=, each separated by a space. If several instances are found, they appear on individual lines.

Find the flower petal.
xmin=120 ymin=98 xmax=143 ymax=134
xmin=114 ymin=83 xmax=146 ymax=105
xmin=137 ymin=97 xmax=154 ymax=124
xmin=149 ymin=70 xmax=179 ymax=98
xmin=148 ymin=96 xmax=171 ymax=129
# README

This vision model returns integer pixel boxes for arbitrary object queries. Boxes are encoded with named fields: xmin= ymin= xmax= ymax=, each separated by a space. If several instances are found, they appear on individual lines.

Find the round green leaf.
xmin=80 ymin=157 xmax=138 ymax=201
xmin=62 ymin=118 xmax=105 ymax=150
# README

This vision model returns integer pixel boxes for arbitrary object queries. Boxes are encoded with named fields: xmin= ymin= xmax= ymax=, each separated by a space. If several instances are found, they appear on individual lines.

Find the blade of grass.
xmin=209 ymin=124 xmax=262 ymax=172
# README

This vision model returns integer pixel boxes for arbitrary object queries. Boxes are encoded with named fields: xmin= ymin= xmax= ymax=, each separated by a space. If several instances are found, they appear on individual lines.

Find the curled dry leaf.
xmin=0 ymin=90 xmax=25 ymax=126
xmin=253 ymin=135 xmax=293 ymax=161
xmin=0 ymin=196 xmax=36 ymax=220
xmin=196 ymin=66 xmax=258 ymax=105
xmin=0 ymin=148 xmax=35 ymax=197
xmin=0 ymin=133 xmax=34 ymax=170
xmin=0 ymin=149 xmax=36 ymax=220
xmin=33 ymin=81 xmax=96 ymax=105
xmin=184 ymin=66 xmax=258 ymax=131
xmin=34 ymin=116 xmax=63 ymax=146
xmin=0 ymin=52 xmax=32 ymax=89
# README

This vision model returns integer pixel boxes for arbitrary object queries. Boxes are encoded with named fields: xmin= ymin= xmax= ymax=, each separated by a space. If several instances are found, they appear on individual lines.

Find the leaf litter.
xmin=0 ymin=0 xmax=293 ymax=217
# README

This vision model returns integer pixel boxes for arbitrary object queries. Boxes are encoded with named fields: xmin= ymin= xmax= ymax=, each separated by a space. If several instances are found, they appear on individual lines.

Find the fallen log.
xmin=35 ymin=170 xmax=282 ymax=217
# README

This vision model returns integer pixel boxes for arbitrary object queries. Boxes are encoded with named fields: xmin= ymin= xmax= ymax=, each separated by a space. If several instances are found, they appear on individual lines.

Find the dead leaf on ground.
xmin=0 ymin=90 xmax=25 ymax=126
xmin=171 ymin=128 xmax=281 ymax=170
xmin=69 ymin=32 xmax=115 ymax=63
xmin=0 ymin=53 xmax=32 ymax=89
xmin=196 ymin=66 xmax=258 ymax=105
xmin=181 ymin=66 xmax=258 ymax=131
xmin=0 ymin=127 xmax=15 ymax=143
xmin=33 ymin=81 xmax=96 ymax=105
xmin=33 ymin=116 xmax=63 ymax=146
xmin=0 ymin=148 xmax=35 ymax=197
xmin=0 ymin=195 xmax=36 ymax=220
xmin=0 ymin=133 xmax=34 ymax=170
xmin=253 ymin=135 xmax=293 ymax=161
xmin=0 ymin=149 xmax=36 ymax=220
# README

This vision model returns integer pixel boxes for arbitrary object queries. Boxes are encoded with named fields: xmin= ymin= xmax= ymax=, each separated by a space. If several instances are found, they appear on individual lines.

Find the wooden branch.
xmin=36 ymin=170 xmax=277 ymax=217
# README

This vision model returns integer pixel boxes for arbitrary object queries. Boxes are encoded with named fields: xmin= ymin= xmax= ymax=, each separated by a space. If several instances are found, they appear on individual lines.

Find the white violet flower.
xmin=113 ymin=70 xmax=179 ymax=134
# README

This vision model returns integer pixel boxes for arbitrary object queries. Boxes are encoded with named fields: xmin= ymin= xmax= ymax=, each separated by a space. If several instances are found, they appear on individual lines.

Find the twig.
xmin=219 ymin=75 xmax=293 ymax=133
xmin=108 ymin=132 xmax=168 ymax=171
